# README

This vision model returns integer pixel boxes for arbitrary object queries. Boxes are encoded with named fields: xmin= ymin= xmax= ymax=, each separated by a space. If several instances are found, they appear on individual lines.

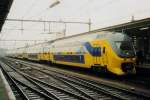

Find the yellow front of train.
xmin=105 ymin=33 xmax=136 ymax=75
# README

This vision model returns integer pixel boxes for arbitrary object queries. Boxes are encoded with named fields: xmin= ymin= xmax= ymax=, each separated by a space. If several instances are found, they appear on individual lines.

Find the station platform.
xmin=137 ymin=63 xmax=150 ymax=69
xmin=142 ymin=64 xmax=150 ymax=69
xmin=136 ymin=63 xmax=150 ymax=76
xmin=0 ymin=70 xmax=9 ymax=100
xmin=0 ymin=65 xmax=16 ymax=100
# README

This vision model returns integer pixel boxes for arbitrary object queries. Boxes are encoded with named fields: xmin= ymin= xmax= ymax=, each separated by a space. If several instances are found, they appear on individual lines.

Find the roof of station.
xmin=92 ymin=17 xmax=150 ymax=32
xmin=0 ymin=0 xmax=13 ymax=32
xmin=46 ymin=17 xmax=150 ymax=43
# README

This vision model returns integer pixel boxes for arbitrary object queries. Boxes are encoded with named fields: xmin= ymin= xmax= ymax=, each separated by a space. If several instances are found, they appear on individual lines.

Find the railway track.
xmin=1 ymin=58 xmax=117 ymax=100
xmin=0 ymin=61 xmax=90 ymax=100
xmin=1 ymin=57 xmax=150 ymax=100
xmin=13 ymin=57 xmax=150 ymax=89
xmin=0 ymin=61 xmax=53 ymax=100
xmin=8 ymin=58 xmax=150 ymax=87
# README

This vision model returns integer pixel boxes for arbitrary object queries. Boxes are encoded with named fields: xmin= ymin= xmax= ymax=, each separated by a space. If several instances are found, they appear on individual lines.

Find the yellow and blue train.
xmin=10 ymin=31 xmax=136 ymax=75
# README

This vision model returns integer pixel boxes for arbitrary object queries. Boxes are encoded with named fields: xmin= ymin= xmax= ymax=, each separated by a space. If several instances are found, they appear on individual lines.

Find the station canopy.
xmin=0 ymin=0 xmax=13 ymax=32
xmin=92 ymin=17 xmax=150 ymax=37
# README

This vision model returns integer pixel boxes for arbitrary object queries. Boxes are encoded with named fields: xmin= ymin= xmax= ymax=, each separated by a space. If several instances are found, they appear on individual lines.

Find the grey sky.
xmin=0 ymin=0 xmax=150 ymax=49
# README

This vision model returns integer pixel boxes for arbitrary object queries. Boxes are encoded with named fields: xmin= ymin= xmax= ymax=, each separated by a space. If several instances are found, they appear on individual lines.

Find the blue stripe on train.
xmin=84 ymin=42 xmax=101 ymax=56
xmin=54 ymin=55 xmax=85 ymax=63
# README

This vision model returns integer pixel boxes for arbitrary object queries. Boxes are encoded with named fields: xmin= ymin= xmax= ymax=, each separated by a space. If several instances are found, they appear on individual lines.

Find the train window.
xmin=115 ymin=41 xmax=133 ymax=51
xmin=115 ymin=41 xmax=135 ymax=57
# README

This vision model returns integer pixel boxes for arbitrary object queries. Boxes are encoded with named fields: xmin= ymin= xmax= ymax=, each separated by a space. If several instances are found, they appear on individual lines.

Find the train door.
xmin=101 ymin=47 xmax=107 ymax=66
xmin=93 ymin=45 xmax=101 ymax=65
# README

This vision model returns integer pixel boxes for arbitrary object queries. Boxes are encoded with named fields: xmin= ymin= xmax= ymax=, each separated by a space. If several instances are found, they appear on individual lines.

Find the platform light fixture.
xmin=49 ymin=0 xmax=60 ymax=8
xmin=139 ymin=27 xmax=149 ymax=30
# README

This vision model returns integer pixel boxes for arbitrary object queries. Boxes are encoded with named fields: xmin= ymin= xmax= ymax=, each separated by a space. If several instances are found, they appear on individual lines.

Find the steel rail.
xmin=3 ymin=59 xmax=120 ymax=99
xmin=40 ymin=69 xmax=126 ymax=99
xmin=0 ymin=63 xmax=29 ymax=100
xmin=0 ymin=61 xmax=56 ymax=100
xmin=4 ymin=58 xmax=150 ymax=99
xmin=3 ymin=59 xmax=110 ymax=99
xmin=12 ymin=78 xmax=54 ymax=100
xmin=1 ymin=59 xmax=88 ymax=100
xmin=46 ymin=69 xmax=150 ymax=99
xmin=20 ymin=72 xmax=88 ymax=100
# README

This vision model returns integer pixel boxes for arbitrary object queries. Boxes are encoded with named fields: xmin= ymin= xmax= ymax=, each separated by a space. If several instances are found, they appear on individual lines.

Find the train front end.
xmin=107 ymin=33 xmax=136 ymax=75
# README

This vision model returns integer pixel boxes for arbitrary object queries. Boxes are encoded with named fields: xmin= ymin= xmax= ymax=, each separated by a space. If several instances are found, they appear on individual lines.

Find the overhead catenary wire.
xmin=0 ymin=39 xmax=48 ymax=41
xmin=1 ymin=18 xmax=90 ymax=34
xmin=1 ymin=0 xmax=40 ymax=34
xmin=3 ymin=0 xmax=61 ymax=34
xmin=2 ymin=0 xmax=121 ymax=34
xmin=2 ymin=0 xmax=150 ymax=50
xmin=4 ymin=18 xmax=89 ymax=24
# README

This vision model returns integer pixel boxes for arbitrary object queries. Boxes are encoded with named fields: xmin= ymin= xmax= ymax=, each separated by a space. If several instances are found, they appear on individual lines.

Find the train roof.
xmin=48 ymin=31 xmax=112 ymax=43
xmin=16 ymin=30 xmax=117 ymax=49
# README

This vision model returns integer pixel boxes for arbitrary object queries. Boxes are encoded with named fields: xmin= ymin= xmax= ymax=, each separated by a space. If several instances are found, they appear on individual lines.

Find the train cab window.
xmin=115 ymin=41 xmax=135 ymax=57
xmin=115 ymin=41 xmax=133 ymax=51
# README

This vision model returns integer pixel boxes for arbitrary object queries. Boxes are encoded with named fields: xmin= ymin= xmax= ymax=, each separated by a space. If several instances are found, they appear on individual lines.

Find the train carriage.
xmin=10 ymin=31 xmax=136 ymax=75
xmin=50 ymin=31 xmax=136 ymax=75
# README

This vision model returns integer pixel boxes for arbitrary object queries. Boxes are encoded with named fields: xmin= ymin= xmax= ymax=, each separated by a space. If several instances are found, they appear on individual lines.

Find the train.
xmin=9 ymin=31 xmax=136 ymax=75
